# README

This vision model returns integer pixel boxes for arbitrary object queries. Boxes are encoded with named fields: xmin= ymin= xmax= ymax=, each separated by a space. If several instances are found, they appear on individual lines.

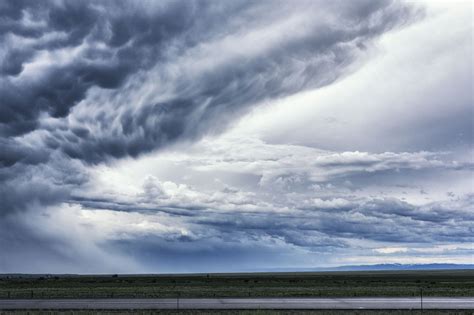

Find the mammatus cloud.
xmin=0 ymin=0 xmax=418 ymax=215
xmin=1 ymin=0 xmax=416 ymax=160
xmin=0 ymin=0 xmax=472 ymax=273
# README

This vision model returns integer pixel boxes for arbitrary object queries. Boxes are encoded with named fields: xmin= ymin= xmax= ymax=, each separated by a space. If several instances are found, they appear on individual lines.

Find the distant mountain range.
xmin=262 ymin=263 xmax=474 ymax=273
xmin=326 ymin=263 xmax=474 ymax=271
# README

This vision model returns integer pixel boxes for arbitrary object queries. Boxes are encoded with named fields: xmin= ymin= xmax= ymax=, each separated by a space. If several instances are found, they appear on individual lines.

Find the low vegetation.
xmin=1 ymin=310 xmax=473 ymax=315
xmin=0 ymin=270 xmax=472 ymax=299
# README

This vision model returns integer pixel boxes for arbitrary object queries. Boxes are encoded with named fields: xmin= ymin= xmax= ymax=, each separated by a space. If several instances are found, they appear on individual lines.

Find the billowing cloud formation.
xmin=0 ymin=0 xmax=420 ymax=223
xmin=0 ymin=0 xmax=417 ymax=213
xmin=1 ymin=0 xmax=415 ymax=156
xmin=0 ymin=0 xmax=472 ymax=273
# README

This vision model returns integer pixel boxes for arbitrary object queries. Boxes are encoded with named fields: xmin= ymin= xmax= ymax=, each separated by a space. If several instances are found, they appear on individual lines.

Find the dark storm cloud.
xmin=0 ymin=0 xmax=295 ymax=136
xmin=56 ymin=0 xmax=417 ymax=164
xmin=1 ymin=0 xmax=417 ymax=158
xmin=0 ymin=0 xmax=419 ymax=218
xmin=1 ymin=0 xmax=444 ymax=273
xmin=0 ymin=152 xmax=89 ymax=214
xmin=0 ymin=138 xmax=47 ymax=167
xmin=0 ymin=0 xmax=203 ymax=136
xmin=0 ymin=0 xmax=248 ymax=214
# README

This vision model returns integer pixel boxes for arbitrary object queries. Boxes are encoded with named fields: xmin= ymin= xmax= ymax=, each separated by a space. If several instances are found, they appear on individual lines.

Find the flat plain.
xmin=0 ymin=270 xmax=473 ymax=299
xmin=1 ymin=310 xmax=474 ymax=315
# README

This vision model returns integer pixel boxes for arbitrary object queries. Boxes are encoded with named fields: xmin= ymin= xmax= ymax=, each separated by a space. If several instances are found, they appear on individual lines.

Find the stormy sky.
xmin=0 ymin=0 xmax=472 ymax=273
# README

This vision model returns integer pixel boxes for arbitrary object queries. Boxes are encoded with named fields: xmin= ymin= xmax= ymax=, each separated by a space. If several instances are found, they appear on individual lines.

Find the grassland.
xmin=0 ymin=270 xmax=472 ymax=299
xmin=1 ymin=310 xmax=473 ymax=315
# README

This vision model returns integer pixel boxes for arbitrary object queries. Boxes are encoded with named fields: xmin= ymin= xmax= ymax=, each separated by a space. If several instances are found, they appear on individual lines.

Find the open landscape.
xmin=1 ymin=310 xmax=474 ymax=315
xmin=1 ymin=0 xmax=473 ymax=313
xmin=1 ymin=270 xmax=473 ymax=299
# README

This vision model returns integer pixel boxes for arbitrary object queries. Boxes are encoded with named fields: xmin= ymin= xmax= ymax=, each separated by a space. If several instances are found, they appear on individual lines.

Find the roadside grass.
xmin=1 ymin=310 xmax=474 ymax=315
xmin=0 ymin=270 xmax=473 ymax=299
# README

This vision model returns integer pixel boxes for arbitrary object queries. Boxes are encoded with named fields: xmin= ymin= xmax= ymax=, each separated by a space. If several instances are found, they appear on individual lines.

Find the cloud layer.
xmin=0 ymin=0 xmax=472 ymax=273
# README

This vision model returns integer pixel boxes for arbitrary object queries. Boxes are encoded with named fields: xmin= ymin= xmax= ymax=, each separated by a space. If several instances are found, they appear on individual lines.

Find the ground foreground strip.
xmin=1 ymin=270 xmax=473 ymax=299
xmin=0 ymin=298 xmax=473 ymax=310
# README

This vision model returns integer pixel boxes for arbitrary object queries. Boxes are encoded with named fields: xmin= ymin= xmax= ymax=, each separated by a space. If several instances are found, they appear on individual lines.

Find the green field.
xmin=0 ymin=270 xmax=473 ymax=299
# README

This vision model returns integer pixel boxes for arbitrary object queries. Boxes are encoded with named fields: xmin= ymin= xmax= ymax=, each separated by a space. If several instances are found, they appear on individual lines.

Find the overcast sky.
xmin=0 ymin=0 xmax=472 ymax=273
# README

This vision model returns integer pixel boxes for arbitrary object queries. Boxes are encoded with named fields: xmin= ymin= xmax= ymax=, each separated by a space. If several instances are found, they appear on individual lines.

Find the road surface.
xmin=0 ymin=297 xmax=473 ymax=310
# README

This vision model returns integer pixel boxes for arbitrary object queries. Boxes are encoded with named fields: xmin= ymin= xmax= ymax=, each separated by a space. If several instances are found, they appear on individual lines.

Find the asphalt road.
xmin=0 ymin=298 xmax=473 ymax=310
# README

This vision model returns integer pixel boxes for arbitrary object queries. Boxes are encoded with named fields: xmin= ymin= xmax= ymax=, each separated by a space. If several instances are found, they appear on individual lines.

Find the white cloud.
xmin=374 ymin=247 xmax=408 ymax=254
xmin=231 ymin=1 xmax=472 ymax=153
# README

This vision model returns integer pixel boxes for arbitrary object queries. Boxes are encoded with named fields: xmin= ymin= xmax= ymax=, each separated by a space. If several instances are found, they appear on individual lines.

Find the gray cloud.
xmin=0 ymin=0 xmax=418 ymax=217
xmin=1 ymin=0 xmax=471 ymax=273
xmin=72 ymin=169 xmax=474 ymax=247
xmin=55 ymin=187 xmax=473 ymax=271
xmin=0 ymin=0 xmax=201 ymax=136
xmin=2 ymin=0 xmax=416 ymax=158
